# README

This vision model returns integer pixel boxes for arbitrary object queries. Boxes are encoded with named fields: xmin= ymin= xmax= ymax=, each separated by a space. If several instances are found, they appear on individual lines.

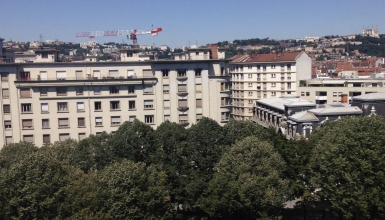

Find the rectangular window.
xmin=41 ymin=103 xmax=49 ymax=113
xmin=43 ymin=134 xmax=50 ymax=144
xmin=272 ymin=92 xmax=276 ymax=96
xmin=94 ymin=101 xmax=102 ymax=111
xmin=111 ymin=116 xmax=121 ymax=125
xmin=195 ymin=69 xmax=202 ymax=77
xmin=77 ymin=102 xmax=85 ymax=111
xmin=76 ymin=70 xmax=83 ymax=79
xmin=109 ymin=70 xmax=119 ymax=78
xmin=306 ymin=92 xmax=310 ymax=96
xmin=2 ymin=89 xmax=9 ymax=98
xmin=196 ymin=84 xmax=202 ymax=93
xmin=301 ymin=92 xmax=305 ymax=96
xmin=164 ymin=115 xmax=170 ymax=121
xmin=93 ymin=70 xmax=100 ymax=79
xmin=162 ymin=69 xmax=169 ymax=78
xmin=144 ymin=115 xmax=154 ymax=124
xmin=56 ymin=87 xmax=67 ymax=96
xmin=57 ymin=102 xmax=68 ymax=112
xmin=164 ymin=100 xmax=170 ymax=109
xmin=143 ymin=85 xmax=153 ymax=94
xmin=257 ymin=65 xmax=261 ymax=70
xmin=177 ymin=70 xmax=187 ymax=77
xmin=78 ymin=133 xmax=86 ymax=140
xmin=21 ymin=103 xmax=32 ymax=113
xmin=94 ymin=86 xmax=101 ymax=95
xmin=42 ymin=119 xmax=50 ymax=129
xmin=78 ymin=117 xmax=85 ymax=127
xmin=179 ymin=114 xmax=188 ymax=123
xmin=4 ymin=120 xmax=11 ymax=129
xmin=95 ymin=117 xmax=103 ymax=126
xmin=196 ymin=99 xmax=202 ymax=108
xmin=59 ymin=133 xmax=70 ymax=142
xmin=76 ymin=87 xmax=83 ymax=95
xmin=22 ymin=119 xmax=33 ymax=129
xmin=20 ymin=88 xmax=31 ymax=98
xmin=143 ymin=69 xmax=153 ymax=78
xmin=128 ymin=86 xmax=135 ymax=94
xmin=3 ymin=104 xmax=10 ymax=114
xmin=110 ymin=101 xmax=120 ymax=110
xmin=5 ymin=136 xmax=13 ymax=145
xmin=129 ymin=100 xmax=136 ymax=110
xmin=248 ymin=74 xmax=252 ymax=78
xmin=58 ymin=118 xmax=69 ymax=128
xmin=40 ymin=87 xmax=47 ymax=96
xmin=23 ymin=135 xmax=34 ymax=143
xmin=248 ymin=92 xmax=253 ymax=96
xmin=178 ymin=99 xmax=188 ymax=107
xmin=40 ymin=71 xmax=48 ymax=80
xmin=248 ymin=65 xmax=252 ymax=69
xmin=56 ymin=71 xmax=67 ymax=80
xmin=129 ymin=116 xmax=136 ymax=122
xmin=1 ymin=72 xmax=9 ymax=81
xmin=144 ymin=100 xmax=154 ymax=109
xmin=178 ymin=84 xmax=187 ymax=92
xmin=20 ymin=72 xmax=30 ymax=81
xmin=271 ymin=64 xmax=276 ymax=69
xmin=248 ymin=83 xmax=252 ymax=87
xmin=197 ymin=114 xmax=202 ymax=122
xmin=163 ymin=85 xmax=169 ymax=93
xmin=127 ymin=70 xmax=135 ymax=78
xmin=271 ymin=83 xmax=276 ymax=87
xmin=333 ymin=92 xmax=337 ymax=97
xmin=271 ymin=74 xmax=276 ymax=78
xmin=109 ymin=86 xmax=119 ymax=94
xmin=221 ymin=112 xmax=230 ymax=121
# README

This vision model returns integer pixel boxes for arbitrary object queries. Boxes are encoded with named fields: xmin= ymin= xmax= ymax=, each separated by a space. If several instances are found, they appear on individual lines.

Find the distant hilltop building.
xmin=362 ymin=26 xmax=379 ymax=38
xmin=305 ymin=36 xmax=320 ymax=42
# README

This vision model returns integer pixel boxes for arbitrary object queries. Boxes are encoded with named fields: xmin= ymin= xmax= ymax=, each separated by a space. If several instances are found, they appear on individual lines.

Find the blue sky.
xmin=1 ymin=0 xmax=384 ymax=47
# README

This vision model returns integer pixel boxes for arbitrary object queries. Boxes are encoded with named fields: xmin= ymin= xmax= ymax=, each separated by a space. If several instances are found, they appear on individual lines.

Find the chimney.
xmin=206 ymin=44 xmax=218 ymax=59
xmin=341 ymin=94 xmax=348 ymax=103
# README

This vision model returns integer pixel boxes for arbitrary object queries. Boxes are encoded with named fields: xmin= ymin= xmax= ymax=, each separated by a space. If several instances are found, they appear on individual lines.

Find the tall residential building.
xmin=0 ymin=47 xmax=230 ymax=147
xmin=229 ymin=51 xmax=311 ymax=120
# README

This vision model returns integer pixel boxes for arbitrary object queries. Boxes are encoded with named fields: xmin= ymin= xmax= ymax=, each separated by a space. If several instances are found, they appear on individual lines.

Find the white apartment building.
xmin=0 ymin=47 xmax=230 ymax=148
xmin=230 ymin=52 xmax=311 ymax=120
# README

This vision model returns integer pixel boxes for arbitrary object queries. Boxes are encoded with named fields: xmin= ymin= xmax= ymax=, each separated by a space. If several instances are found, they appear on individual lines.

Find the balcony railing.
xmin=16 ymin=76 xmax=153 ymax=81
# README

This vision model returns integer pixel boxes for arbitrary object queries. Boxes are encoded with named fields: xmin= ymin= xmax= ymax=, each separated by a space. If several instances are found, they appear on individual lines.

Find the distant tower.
xmin=0 ymin=37 xmax=4 ymax=57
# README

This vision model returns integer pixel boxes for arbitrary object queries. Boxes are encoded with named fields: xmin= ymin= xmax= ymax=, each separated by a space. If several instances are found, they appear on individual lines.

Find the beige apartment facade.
xmin=0 ymin=59 xmax=230 ymax=147
xmin=229 ymin=52 xmax=312 ymax=120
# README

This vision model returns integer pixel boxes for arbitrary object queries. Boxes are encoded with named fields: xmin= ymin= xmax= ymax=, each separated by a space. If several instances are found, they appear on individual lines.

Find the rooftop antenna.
xmin=39 ymin=34 xmax=43 ymax=49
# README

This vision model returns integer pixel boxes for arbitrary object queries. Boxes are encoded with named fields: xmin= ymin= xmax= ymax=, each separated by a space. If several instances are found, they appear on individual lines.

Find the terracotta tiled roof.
xmin=230 ymin=52 xmax=303 ymax=63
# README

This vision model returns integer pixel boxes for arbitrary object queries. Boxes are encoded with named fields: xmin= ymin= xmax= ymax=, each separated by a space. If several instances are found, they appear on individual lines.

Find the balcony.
xmin=177 ymin=91 xmax=188 ymax=96
xmin=177 ymin=106 xmax=189 ymax=112
xmin=178 ymin=121 xmax=189 ymax=127
xmin=176 ymin=75 xmax=188 ymax=81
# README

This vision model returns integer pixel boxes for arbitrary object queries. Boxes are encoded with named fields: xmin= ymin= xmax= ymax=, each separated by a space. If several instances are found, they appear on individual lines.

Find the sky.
xmin=1 ymin=0 xmax=384 ymax=47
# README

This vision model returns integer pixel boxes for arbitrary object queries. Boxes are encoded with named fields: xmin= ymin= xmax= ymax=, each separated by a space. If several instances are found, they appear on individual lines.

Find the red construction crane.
xmin=75 ymin=27 xmax=162 ymax=48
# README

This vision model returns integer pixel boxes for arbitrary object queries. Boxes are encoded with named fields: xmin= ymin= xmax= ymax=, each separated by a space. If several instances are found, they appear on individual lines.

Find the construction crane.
xmin=75 ymin=27 xmax=162 ymax=48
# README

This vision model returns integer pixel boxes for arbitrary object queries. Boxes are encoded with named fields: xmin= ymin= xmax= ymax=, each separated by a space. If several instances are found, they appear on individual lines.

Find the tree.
xmin=309 ymin=116 xmax=385 ymax=219
xmin=0 ymin=142 xmax=38 ymax=171
xmin=200 ymin=136 xmax=290 ymax=219
xmin=222 ymin=119 xmax=266 ymax=145
xmin=97 ymin=160 xmax=171 ymax=219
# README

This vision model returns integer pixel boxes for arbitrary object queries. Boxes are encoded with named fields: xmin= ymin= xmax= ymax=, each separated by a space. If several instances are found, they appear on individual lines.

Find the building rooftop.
xmin=308 ymin=106 xmax=362 ymax=116
xmin=351 ymin=92 xmax=385 ymax=101
xmin=230 ymin=51 xmax=303 ymax=63
xmin=289 ymin=111 xmax=319 ymax=122
xmin=257 ymin=96 xmax=315 ymax=111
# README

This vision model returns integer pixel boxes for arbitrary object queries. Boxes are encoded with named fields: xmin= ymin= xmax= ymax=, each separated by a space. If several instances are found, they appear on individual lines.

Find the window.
xmin=93 ymin=70 xmax=100 ymax=79
xmin=143 ymin=85 xmax=153 ymax=94
xmin=111 ymin=116 xmax=121 ymax=125
xmin=177 ymin=70 xmax=187 ymax=77
xmin=3 ymin=104 xmax=10 ymax=114
xmin=94 ymin=86 xmax=101 ymax=95
xmin=20 ymin=72 xmax=31 ymax=81
xmin=248 ymin=108 xmax=253 ymax=113
xmin=77 ymin=102 xmax=85 ymax=111
xmin=128 ymin=86 xmax=135 ymax=94
xmin=164 ymin=100 xmax=170 ymax=109
xmin=56 ymin=71 xmax=67 ymax=80
xmin=195 ymin=69 xmax=202 ymax=77
xmin=2 ymin=89 xmax=9 ymax=98
xmin=59 ymin=133 xmax=70 ymax=142
xmin=4 ymin=120 xmax=11 ymax=129
xmin=221 ymin=112 xmax=230 ymax=121
xmin=197 ymin=114 xmax=202 ymax=122
xmin=287 ymin=64 xmax=291 ymax=70
xmin=56 ymin=87 xmax=67 ymax=96
xmin=144 ymin=115 xmax=154 ymax=124
xmin=5 ymin=136 xmax=13 ymax=145
xmin=21 ymin=119 xmax=33 ymax=129
xmin=57 ymin=102 xmax=68 ymax=112
xmin=127 ymin=70 xmax=135 ymax=78
xmin=40 ymin=88 xmax=47 ymax=96
xmin=271 ymin=83 xmax=276 ymax=87
xmin=257 ymin=65 xmax=261 ymax=70
xmin=248 ymin=83 xmax=252 ymax=87
xmin=178 ymin=84 xmax=187 ymax=92
xmin=41 ymin=103 xmax=49 ymax=113
xmin=178 ymin=99 xmax=188 ymax=108
xmin=19 ymin=88 xmax=31 ymax=98
xmin=43 ymin=134 xmax=51 ymax=144
xmin=248 ymin=91 xmax=253 ymax=96
xmin=333 ymin=92 xmax=337 ymax=97
xmin=179 ymin=114 xmax=188 ymax=123
xmin=78 ymin=117 xmax=85 ymax=127
xmin=95 ymin=117 xmax=103 ymax=126
xmin=263 ymin=65 xmax=266 ymax=71
xmin=78 ymin=133 xmax=86 ymax=140
xmin=162 ymin=69 xmax=169 ymax=78
xmin=248 ymin=65 xmax=252 ymax=69
xmin=271 ymin=64 xmax=276 ymax=69
xmin=272 ymin=92 xmax=276 ymax=96
xmin=301 ymin=92 xmax=305 ymax=96
xmin=196 ymin=99 xmax=202 ymax=108
xmin=76 ymin=87 xmax=83 ymax=95
xmin=1 ymin=72 xmax=9 ymax=81
xmin=306 ymin=92 xmax=310 ymax=96
xmin=109 ymin=86 xmax=119 ymax=94
xmin=110 ymin=101 xmax=120 ymax=110
xmin=164 ymin=115 xmax=170 ymax=121
xmin=109 ymin=70 xmax=119 ymax=78
xmin=129 ymin=116 xmax=136 ymax=122
xmin=196 ymin=84 xmax=202 ymax=93
xmin=144 ymin=100 xmax=154 ymax=109
xmin=163 ymin=85 xmax=169 ymax=93
xmin=76 ymin=70 xmax=83 ymax=79
xmin=42 ymin=53 xmax=48 ymax=58
xmin=42 ymin=119 xmax=50 ymax=129
xmin=94 ymin=101 xmax=102 ymax=111
xmin=23 ymin=135 xmax=34 ymax=143
xmin=143 ymin=69 xmax=153 ymax=78
xmin=58 ymin=118 xmax=69 ymax=128
xmin=96 ymin=132 xmax=102 ymax=136
xmin=21 ymin=103 xmax=32 ymax=113
xmin=271 ymin=74 xmax=276 ymax=78
xmin=129 ymin=100 xmax=136 ymax=110
xmin=248 ymin=74 xmax=252 ymax=78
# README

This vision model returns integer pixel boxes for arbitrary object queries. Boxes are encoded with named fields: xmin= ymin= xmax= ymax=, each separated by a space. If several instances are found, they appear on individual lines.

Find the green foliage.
xmin=309 ymin=116 xmax=385 ymax=219
xmin=200 ymin=136 xmax=290 ymax=219
xmin=0 ymin=141 xmax=38 ymax=170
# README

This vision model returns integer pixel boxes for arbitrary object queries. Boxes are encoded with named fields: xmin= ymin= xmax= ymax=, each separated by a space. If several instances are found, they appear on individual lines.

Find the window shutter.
xmin=179 ymin=115 xmax=188 ymax=120
xmin=41 ymin=103 xmax=48 ymax=112
xmin=93 ymin=70 xmax=100 ymax=78
xmin=5 ymin=136 xmax=13 ymax=144
xmin=111 ymin=116 xmax=121 ymax=123
xmin=143 ymin=69 xmax=153 ymax=77
xmin=164 ymin=100 xmax=170 ymax=108
xmin=22 ymin=120 xmax=33 ymax=128
xmin=109 ymin=70 xmax=119 ymax=78
xmin=20 ymin=88 xmax=30 ymax=97
xmin=78 ymin=118 xmax=85 ymax=126
xmin=43 ymin=135 xmax=50 ymax=143
xmin=94 ymin=86 xmax=101 ymax=94
xmin=197 ymin=114 xmax=202 ymax=120
xmin=56 ymin=71 xmax=67 ymax=79
xmin=59 ymin=134 xmax=69 ymax=141
xmin=4 ymin=121 xmax=11 ymax=126
xmin=163 ymin=85 xmax=169 ymax=92
xmin=2 ymin=89 xmax=9 ymax=97
xmin=129 ymin=116 xmax=135 ymax=122
xmin=77 ymin=102 xmax=85 ymax=110
xmin=144 ymin=100 xmax=153 ymax=105
xmin=178 ymin=84 xmax=187 ymax=92
xmin=76 ymin=71 xmax=83 ymax=79
xmin=23 ymin=135 xmax=34 ymax=143
xmin=164 ymin=115 xmax=170 ymax=121
xmin=95 ymin=117 xmax=102 ymax=123
xmin=42 ymin=119 xmax=49 ymax=128
xmin=3 ymin=105 xmax=10 ymax=113
xmin=178 ymin=99 xmax=188 ymax=107
xmin=40 ymin=71 xmax=48 ymax=80
xmin=143 ymin=85 xmax=153 ymax=93
xmin=195 ymin=84 xmax=202 ymax=92
xmin=78 ymin=133 xmax=86 ymax=140
xmin=196 ymin=99 xmax=202 ymax=107
xmin=127 ymin=70 xmax=134 ymax=77
xmin=59 ymin=118 xmax=69 ymax=126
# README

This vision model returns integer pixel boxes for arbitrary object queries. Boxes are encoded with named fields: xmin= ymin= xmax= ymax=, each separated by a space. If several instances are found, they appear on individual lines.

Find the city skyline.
xmin=1 ymin=0 xmax=384 ymax=47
